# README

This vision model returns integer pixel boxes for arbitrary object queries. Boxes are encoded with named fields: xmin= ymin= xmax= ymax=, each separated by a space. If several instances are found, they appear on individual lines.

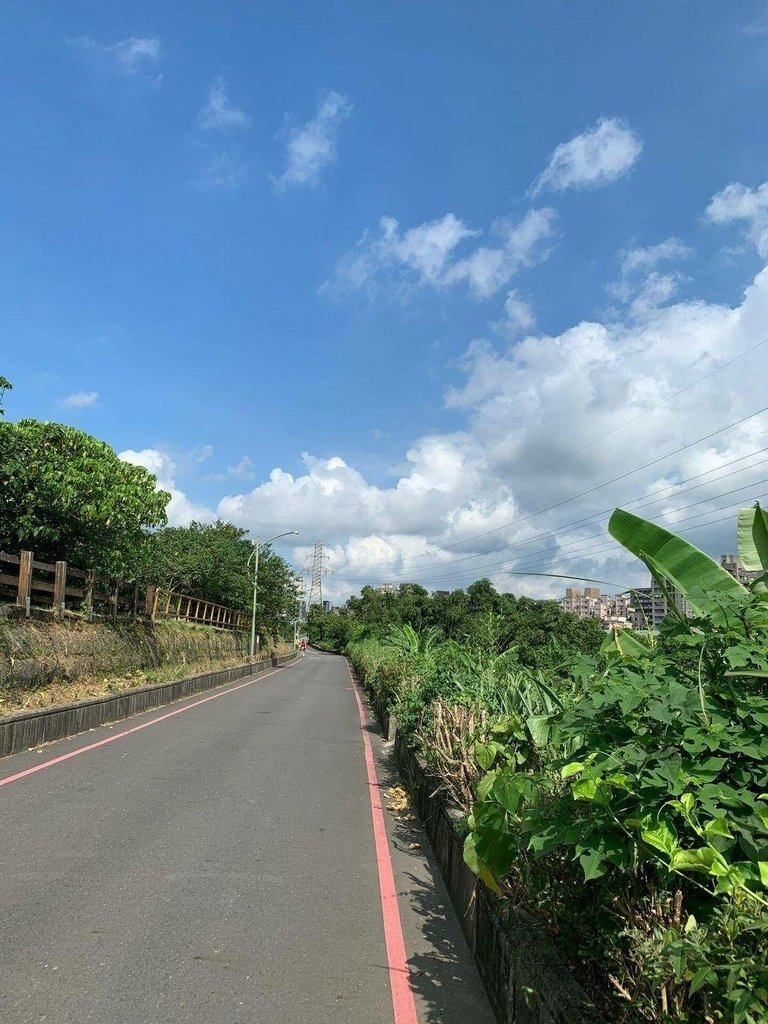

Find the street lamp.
xmin=249 ymin=531 xmax=299 ymax=658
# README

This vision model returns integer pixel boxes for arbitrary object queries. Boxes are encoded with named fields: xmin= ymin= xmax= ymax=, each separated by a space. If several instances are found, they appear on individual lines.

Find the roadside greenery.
xmin=309 ymin=578 xmax=605 ymax=670
xmin=143 ymin=521 xmax=301 ymax=636
xmin=347 ymin=506 xmax=768 ymax=1024
xmin=0 ymin=401 xmax=300 ymax=636
xmin=0 ymin=418 xmax=169 ymax=577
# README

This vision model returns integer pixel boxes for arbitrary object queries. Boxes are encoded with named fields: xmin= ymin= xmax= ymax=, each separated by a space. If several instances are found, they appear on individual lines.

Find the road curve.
xmin=0 ymin=653 xmax=494 ymax=1024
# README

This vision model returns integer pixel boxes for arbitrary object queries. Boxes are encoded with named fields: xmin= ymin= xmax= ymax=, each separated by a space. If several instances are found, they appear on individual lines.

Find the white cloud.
xmin=328 ymin=207 xmax=556 ymax=300
xmin=73 ymin=36 xmax=162 ymax=81
xmin=275 ymin=91 xmax=352 ymax=190
xmin=706 ymin=178 xmax=768 ymax=257
xmin=493 ymin=289 xmax=536 ymax=335
xmin=110 ymin=36 xmax=161 ymax=75
xmin=215 ymin=258 xmax=768 ymax=603
xmin=532 ymin=116 xmax=642 ymax=194
xmin=118 ymin=449 xmax=215 ymax=526
xmin=618 ymin=237 xmax=691 ymax=278
xmin=199 ymin=77 xmax=250 ymax=131
xmin=61 ymin=390 xmax=99 ymax=408
xmin=227 ymin=455 xmax=256 ymax=480
xmin=118 ymin=187 xmax=768 ymax=604
xmin=610 ymin=236 xmax=692 ymax=317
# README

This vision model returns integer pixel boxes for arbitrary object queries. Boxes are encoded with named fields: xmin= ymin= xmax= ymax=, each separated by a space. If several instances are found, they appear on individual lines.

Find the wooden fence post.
xmin=84 ymin=571 xmax=95 ymax=621
xmin=17 ymin=550 xmax=33 ymax=617
xmin=53 ymin=561 xmax=67 ymax=620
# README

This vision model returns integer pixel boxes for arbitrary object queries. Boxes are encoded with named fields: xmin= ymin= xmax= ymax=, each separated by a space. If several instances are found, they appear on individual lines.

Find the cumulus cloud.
xmin=61 ymin=390 xmax=99 ymax=408
xmin=220 ymin=259 xmax=768 ymax=603
xmin=706 ymin=178 xmax=768 ymax=257
xmin=199 ymin=78 xmax=250 ymax=131
xmin=275 ymin=91 xmax=352 ymax=190
xmin=119 ymin=449 xmax=215 ymax=526
xmin=120 ymin=187 xmax=768 ymax=604
xmin=328 ymin=207 xmax=556 ymax=300
xmin=532 ymin=116 xmax=642 ymax=194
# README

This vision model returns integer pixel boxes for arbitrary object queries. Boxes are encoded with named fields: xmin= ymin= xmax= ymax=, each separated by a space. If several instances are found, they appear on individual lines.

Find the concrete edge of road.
xmin=0 ymin=654 xmax=299 ymax=759
xmin=353 ymin=665 xmax=607 ymax=1024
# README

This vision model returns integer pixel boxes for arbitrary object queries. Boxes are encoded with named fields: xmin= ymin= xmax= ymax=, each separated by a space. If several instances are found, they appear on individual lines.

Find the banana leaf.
xmin=737 ymin=502 xmax=768 ymax=572
xmin=608 ymin=508 xmax=747 ymax=621
xmin=602 ymin=627 xmax=656 ymax=658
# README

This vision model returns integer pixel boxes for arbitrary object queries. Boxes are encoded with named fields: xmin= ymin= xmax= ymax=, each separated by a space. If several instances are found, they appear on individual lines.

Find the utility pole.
xmin=249 ymin=530 xmax=299 ymax=659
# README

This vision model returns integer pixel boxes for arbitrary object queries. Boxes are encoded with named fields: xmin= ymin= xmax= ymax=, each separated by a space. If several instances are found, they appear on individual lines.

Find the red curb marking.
xmin=346 ymin=659 xmax=420 ymax=1024
xmin=0 ymin=666 xmax=286 ymax=788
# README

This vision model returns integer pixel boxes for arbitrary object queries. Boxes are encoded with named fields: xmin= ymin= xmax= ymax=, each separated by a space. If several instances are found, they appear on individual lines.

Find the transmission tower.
xmin=305 ymin=539 xmax=331 ymax=608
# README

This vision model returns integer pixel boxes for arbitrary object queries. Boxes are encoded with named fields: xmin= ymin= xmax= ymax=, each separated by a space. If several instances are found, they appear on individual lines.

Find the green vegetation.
xmin=347 ymin=506 xmax=768 ymax=1024
xmin=0 ymin=375 xmax=11 ymax=415
xmin=143 ymin=521 xmax=301 ymax=637
xmin=0 ymin=402 xmax=299 ymax=635
xmin=308 ymin=577 xmax=605 ymax=671
xmin=0 ymin=418 xmax=169 ymax=576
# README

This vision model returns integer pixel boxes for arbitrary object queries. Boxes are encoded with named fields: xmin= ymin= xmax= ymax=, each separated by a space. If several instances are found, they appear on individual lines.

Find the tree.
xmin=144 ymin=521 xmax=301 ymax=635
xmin=0 ymin=376 xmax=11 ymax=416
xmin=0 ymin=418 xmax=169 ymax=577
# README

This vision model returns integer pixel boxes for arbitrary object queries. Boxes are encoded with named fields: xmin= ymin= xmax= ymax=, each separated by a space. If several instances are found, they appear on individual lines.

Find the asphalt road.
xmin=0 ymin=653 xmax=495 ymax=1024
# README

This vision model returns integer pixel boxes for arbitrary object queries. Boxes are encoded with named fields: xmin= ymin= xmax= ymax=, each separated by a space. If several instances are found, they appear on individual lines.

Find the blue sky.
xmin=3 ymin=2 xmax=768 ymax=598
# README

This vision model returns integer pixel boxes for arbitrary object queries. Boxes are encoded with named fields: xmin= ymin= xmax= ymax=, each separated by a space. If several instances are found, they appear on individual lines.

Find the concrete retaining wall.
xmin=0 ymin=654 xmax=296 ymax=759
xmin=366 ymin=689 xmax=606 ymax=1024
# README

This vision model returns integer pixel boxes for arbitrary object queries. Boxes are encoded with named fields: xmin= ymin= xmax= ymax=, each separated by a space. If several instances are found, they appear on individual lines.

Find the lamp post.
xmin=249 ymin=531 xmax=299 ymax=659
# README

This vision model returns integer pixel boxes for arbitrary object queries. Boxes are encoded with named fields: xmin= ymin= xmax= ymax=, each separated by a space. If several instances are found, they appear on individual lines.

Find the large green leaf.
xmin=737 ymin=503 xmax=768 ymax=572
xmin=608 ymin=508 xmax=747 ymax=621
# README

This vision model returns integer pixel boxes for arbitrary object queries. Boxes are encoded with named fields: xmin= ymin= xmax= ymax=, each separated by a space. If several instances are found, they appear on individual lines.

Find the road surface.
xmin=0 ymin=652 xmax=495 ymax=1024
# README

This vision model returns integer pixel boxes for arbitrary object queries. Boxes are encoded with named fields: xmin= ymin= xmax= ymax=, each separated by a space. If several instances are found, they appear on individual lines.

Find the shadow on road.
xmin=375 ymin=739 xmax=496 ymax=1024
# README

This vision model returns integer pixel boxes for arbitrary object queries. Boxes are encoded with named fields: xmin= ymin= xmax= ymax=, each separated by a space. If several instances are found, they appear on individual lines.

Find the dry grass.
xmin=418 ymin=700 xmax=490 ymax=811
xmin=0 ymin=654 xmax=248 ymax=717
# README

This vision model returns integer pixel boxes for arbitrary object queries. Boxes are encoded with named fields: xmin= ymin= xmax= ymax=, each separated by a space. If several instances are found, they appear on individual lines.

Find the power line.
xmin=391 ymin=493 xmax=768 ymax=593
xmin=336 ymin=402 xmax=768 ymax=583
xmin=337 ymin=446 xmax=768 ymax=586
xmin=386 ymin=470 xmax=768 ymax=589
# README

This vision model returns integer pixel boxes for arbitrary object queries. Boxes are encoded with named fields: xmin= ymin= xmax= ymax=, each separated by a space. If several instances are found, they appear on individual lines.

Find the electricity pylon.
xmin=305 ymin=539 xmax=331 ymax=608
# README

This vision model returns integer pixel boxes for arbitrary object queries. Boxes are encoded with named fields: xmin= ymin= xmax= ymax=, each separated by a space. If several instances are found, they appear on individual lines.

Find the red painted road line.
xmin=0 ymin=666 xmax=286 ymax=788
xmin=346 ymin=659 xmax=420 ymax=1024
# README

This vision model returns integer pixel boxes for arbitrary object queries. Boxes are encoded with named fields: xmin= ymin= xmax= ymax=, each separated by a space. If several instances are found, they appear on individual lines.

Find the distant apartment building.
xmin=562 ymin=580 xmax=692 ymax=630
xmin=377 ymin=583 xmax=397 ymax=595
xmin=628 ymin=584 xmax=668 ymax=630
xmin=720 ymin=553 xmax=763 ymax=586
xmin=561 ymin=587 xmax=635 ymax=628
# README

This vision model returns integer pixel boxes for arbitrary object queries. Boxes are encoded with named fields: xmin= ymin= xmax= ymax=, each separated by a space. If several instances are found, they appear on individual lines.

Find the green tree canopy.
xmin=144 ymin=521 xmax=301 ymax=634
xmin=0 ymin=418 xmax=169 ymax=576
xmin=0 ymin=376 xmax=11 ymax=416
xmin=308 ymin=577 xmax=604 ymax=667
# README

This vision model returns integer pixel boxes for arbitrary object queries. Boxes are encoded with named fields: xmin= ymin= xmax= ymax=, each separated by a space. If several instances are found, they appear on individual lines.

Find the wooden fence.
xmin=0 ymin=550 xmax=248 ymax=631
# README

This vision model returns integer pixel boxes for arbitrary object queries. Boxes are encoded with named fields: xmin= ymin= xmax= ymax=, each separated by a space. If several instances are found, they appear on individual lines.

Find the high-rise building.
xmin=628 ymin=579 xmax=693 ymax=629
xmin=720 ymin=554 xmax=763 ymax=586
